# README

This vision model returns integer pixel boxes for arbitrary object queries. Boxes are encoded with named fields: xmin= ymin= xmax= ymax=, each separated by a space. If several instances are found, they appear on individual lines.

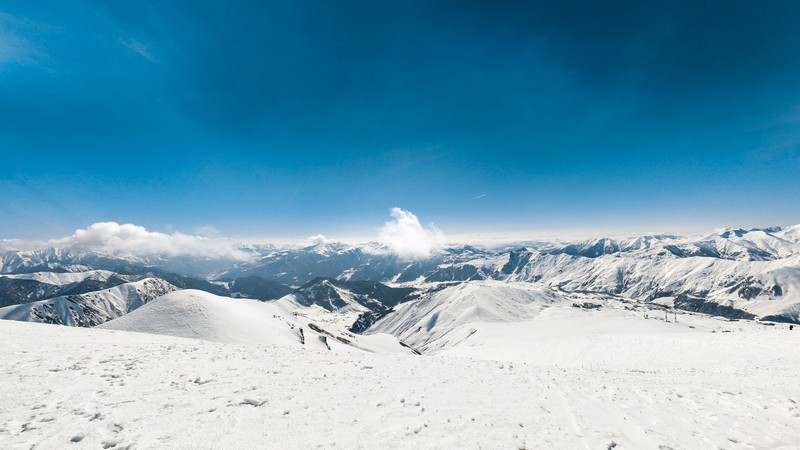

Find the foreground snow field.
xmin=3 ymin=312 xmax=800 ymax=449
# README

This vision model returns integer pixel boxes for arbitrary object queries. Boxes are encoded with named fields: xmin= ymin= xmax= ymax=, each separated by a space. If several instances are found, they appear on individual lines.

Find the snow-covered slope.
xmin=501 ymin=251 xmax=800 ymax=322
xmin=99 ymin=290 xmax=415 ymax=354
xmin=375 ymin=284 xmax=782 ymax=370
xmin=433 ymin=299 xmax=774 ymax=370
xmin=371 ymin=281 xmax=564 ymax=353
xmin=0 ymin=278 xmax=177 ymax=326
xmin=0 ymin=270 xmax=132 ymax=307
xmin=274 ymin=277 xmax=417 ymax=330
xmin=0 ymin=248 xmax=144 ymax=275
xmin=0 ymin=270 xmax=117 ymax=286
xmin=2 ymin=310 xmax=800 ymax=449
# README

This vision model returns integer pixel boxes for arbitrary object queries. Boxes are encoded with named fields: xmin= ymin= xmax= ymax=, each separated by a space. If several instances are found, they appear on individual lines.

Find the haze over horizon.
xmin=2 ymin=1 xmax=799 ymax=240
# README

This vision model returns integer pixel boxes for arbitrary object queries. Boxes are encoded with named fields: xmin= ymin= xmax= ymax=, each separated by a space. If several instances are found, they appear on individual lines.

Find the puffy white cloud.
xmin=307 ymin=234 xmax=331 ymax=246
xmin=49 ymin=222 xmax=249 ymax=260
xmin=378 ymin=208 xmax=445 ymax=260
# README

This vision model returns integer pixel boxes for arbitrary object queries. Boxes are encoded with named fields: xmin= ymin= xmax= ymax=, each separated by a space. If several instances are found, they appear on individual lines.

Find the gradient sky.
xmin=1 ymin=1 xmax=799 ymax=241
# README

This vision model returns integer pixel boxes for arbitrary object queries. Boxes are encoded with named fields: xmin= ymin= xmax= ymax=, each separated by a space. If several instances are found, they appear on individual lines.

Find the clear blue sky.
xmin=1 ymin=1 xmax=799 ymax=240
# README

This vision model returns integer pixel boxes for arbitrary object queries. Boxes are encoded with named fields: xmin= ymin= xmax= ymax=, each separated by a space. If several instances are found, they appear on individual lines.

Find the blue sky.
xmin=1 ymin=1 xmax=799 ymax=241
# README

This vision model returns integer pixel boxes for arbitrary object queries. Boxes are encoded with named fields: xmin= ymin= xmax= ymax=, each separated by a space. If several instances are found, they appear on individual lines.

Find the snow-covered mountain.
xmin=0 ymin=269 xmax=294 ymax=327
xmin=0 ymin=278 xmax=177 ymax=326
xmin=0 ymin=246 xmax=251 ymax=278
xmin=0 ymin=270 xmax=134 ymax=307
xmin=230 ymin=226 xmax=800 ymax=323
xmin=217 ymin=242 xmax=493 ymax=284
xmin=492 ymin=234 xmax=800 ymax=323
xmin=100 ymin=289 xmax=415 ymax=354
xmin=227 ymin=276 xmax=294 ymax=300
xmin=275 ymin=277 xmax=418 ymax=331
xmin=2 ymin=227 xmax=800 ymax=448
xmin=368 ymin=281 xmax=565 ymax=353
xmin=1 ymin=224 xmax=800 ymax=327
xmin=0 ymin=248 xmax=148 ymax=275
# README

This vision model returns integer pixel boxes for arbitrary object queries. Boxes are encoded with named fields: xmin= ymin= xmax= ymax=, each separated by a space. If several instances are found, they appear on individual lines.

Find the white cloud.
xmin=378 ymin=208 xmax=445 ymax=260
xmin=49 ymin=222 xmax=248 ymax=260
xmin=307 ymin=234 xmax=330 ymax=246
xmin=0 ymin=239 xmax=35 ymax=252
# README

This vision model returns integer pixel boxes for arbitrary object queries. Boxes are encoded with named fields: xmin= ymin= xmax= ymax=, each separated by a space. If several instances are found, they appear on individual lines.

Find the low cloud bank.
xmin=378 ymin=208 xmax=445 ymax=259
xmin=4 ymin=212 xmax=446 ymax=260
xmin=49 ymin=222 xmax=249 ymax=260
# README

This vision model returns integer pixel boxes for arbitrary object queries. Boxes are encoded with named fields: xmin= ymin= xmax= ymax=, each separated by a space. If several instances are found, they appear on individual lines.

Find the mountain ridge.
xmin=1 ymin=224 xmax=799 ymax=325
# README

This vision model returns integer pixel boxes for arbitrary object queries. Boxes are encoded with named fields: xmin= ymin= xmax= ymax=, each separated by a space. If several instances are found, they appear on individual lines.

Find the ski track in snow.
xmin=2 ymin=320 xmax=800 ymax=449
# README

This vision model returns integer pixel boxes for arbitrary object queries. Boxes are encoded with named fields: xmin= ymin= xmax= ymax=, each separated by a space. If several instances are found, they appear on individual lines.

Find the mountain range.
xmin=1 ymin=225 xmax=799 ymax=332
xmin=2 ymin=224 xmax=800 ymax=448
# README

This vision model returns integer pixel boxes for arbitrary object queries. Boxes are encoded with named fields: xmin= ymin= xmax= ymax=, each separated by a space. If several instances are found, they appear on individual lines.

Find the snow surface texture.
xmin=2 ymin=311 xmax=800 ymax=449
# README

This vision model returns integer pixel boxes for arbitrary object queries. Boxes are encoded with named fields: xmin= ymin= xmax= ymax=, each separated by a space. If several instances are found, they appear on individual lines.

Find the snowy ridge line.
xmin=98 ymin=290 xmax=416 ymax=355
xmin=1 ymin=224 xmax=800 ymax=326
xmin=0 ymin=278 xmax=178 ymax=327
